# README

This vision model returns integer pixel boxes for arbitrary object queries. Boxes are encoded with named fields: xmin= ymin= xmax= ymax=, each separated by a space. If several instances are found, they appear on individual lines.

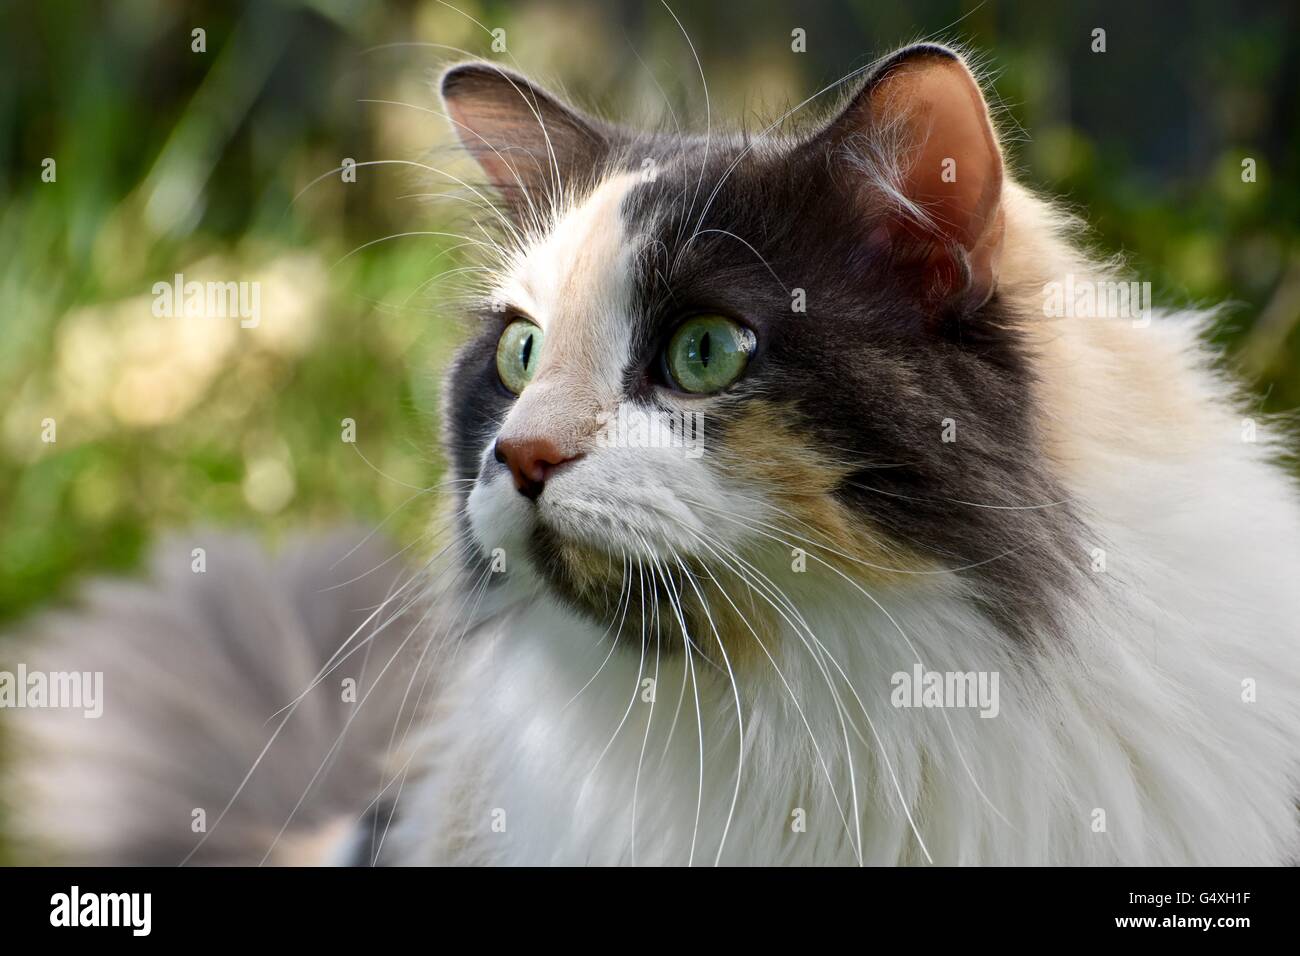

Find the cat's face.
xmin=441 ymin=45 xmax=1076 ymax=653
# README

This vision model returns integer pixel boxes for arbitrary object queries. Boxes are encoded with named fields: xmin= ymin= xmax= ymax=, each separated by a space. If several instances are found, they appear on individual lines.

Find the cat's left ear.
xmin=816 ymin=44 xmax=1005 ymax=310
xmin=440 ymin=62 xmax=612 ymax=218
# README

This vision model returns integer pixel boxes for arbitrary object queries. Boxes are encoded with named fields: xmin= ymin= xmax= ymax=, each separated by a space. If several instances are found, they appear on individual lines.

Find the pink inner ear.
xmin=440 ymin=63 xmax=610 ymax=217
xmin=443 ymin=96 xmax=527 ymax=196
xmin=870 ymin=55 xmax=1005 ymax=307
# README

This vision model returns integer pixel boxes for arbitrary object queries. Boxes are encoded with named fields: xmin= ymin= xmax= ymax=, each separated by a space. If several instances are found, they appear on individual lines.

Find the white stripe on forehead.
xmin=495 ymin=172 xmax=640 ymax=398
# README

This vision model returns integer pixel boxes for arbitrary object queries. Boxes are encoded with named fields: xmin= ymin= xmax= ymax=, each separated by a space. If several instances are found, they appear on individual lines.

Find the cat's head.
xmin=439 ymin=43 xmax=1076 ymax=654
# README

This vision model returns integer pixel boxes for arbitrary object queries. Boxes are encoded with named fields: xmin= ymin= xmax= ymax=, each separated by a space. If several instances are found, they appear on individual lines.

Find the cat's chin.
xmin=527 ymin=510 xmax=674 ymax=599
xmin=517 ymin=514 xmax=787 ymax=663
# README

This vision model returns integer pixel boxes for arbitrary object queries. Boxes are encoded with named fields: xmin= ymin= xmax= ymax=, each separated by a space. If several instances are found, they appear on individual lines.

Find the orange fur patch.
xmin=718 ymin=402 xmax=935 ymax=583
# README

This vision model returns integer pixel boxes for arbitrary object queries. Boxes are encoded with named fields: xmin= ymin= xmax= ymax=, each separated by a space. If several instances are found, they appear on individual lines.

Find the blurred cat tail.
xmin=3 ymin=529 xmax=429 ymax=865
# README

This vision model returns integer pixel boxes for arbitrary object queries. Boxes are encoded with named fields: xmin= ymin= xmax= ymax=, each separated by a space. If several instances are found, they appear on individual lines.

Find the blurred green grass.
xmin=0 ymin=0 xmax=1297 ymax=861
xmin=0 ymin=1 xmax=477 ymax=625
xmin=3 ymin=0 xmax=1298 ymax=625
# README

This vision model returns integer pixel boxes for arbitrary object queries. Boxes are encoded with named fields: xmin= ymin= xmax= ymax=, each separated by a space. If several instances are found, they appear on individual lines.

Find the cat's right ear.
xmin=813 ymin=44 xmax=1005 ymax=312
xmin=440 ymin=63 xmax=611 ymax=217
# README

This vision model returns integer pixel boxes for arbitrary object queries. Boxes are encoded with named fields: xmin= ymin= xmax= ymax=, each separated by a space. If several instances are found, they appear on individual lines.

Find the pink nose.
xmin=493 ymin=436 xmax=581 ymax=499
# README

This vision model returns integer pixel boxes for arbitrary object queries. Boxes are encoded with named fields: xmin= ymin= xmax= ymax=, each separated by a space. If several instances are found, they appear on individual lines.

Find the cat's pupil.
xmin=699 ymin=331 xmax=711 ymax=367
xmin=521 ymin=332 xmax=534 ymax=369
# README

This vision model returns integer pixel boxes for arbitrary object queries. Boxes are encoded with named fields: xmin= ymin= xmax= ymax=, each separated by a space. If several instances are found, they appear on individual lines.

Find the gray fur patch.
xmin=4 ymin=529 xmax=427 ymax=865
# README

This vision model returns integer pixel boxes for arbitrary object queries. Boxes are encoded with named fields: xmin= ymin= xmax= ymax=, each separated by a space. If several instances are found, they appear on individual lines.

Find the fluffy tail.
xmin=4 ymin=528 xmax=429 ymax=865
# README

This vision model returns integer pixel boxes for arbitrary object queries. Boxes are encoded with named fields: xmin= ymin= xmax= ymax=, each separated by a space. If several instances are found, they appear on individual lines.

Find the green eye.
xmin=663 ymin=314 xmax=755 ymax=394
xmin=496 ymin=319 xmax=544 ymax=394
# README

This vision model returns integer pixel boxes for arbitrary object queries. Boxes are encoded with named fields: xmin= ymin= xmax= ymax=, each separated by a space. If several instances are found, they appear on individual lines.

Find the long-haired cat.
xmin=9 ymin=43 xmax=1300 ymax=866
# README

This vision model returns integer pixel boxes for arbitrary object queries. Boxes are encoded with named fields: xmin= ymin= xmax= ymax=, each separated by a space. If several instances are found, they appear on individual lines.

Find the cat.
xmin=9 ymin=43 xmax=1300 ymax=866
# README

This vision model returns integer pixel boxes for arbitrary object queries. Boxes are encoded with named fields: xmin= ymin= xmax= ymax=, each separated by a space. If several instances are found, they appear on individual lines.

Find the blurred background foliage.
xmin=0 ymin=0 xmax=1296 ymax=763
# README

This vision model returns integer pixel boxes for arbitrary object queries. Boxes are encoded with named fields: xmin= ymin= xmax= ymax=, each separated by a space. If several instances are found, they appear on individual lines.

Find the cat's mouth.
xmin=527 ymin=493 xmax=699 ymax=599
xmin=526 ymin=518 xmax=727 ymax=656
xmin=520 ymin=495 xmax=779 ymax=660
xmin=535 ymin=490 xmax=707 ymax=557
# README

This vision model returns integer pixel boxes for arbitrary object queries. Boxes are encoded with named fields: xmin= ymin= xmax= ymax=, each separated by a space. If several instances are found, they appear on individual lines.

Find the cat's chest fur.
xmin=390 ymin=484 xmax=1300 ymax=867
